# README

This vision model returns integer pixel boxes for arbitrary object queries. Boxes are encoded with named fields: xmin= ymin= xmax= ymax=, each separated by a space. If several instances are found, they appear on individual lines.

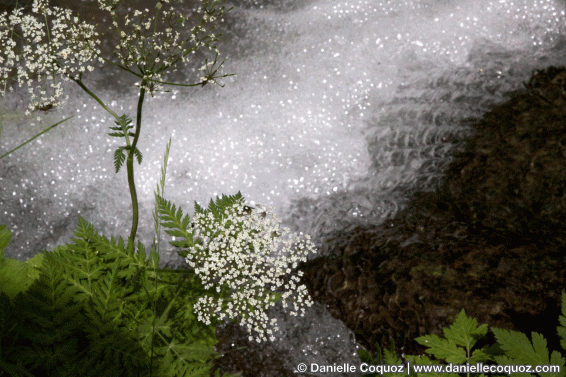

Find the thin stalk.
xmin=67 ymin=75 xmax=121 ymax=121
xmin=0 ymin=115 xmax=75 ymax=160
xmin=150 ymin=138 xmax=172 ymax=256
xmin=126 ymin=78 xmax=147 ymax=248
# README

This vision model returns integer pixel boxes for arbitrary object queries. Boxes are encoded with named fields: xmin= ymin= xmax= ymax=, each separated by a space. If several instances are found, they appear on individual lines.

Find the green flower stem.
xmin=67 ymin=74 xmax=121 ymax=121
xmin=126 ymin=77 xmax=147 ymax=248
xmin=67 ymin=71 xmax=144 ymax=249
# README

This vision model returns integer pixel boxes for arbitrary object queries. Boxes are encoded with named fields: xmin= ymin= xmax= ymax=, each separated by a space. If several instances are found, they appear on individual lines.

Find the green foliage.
xmin=155 ymin=191 xmax=246 ymax=260
xmin=154 ymin=194 xmax=200 ymax=260
xmin=193 ymin=191 xmax=248 ymax=241
xmin=108 ymin=114 xmax=143 ymax=173
xmin=0 ymin=224 xmax=45 ymax=300
xmin=150 ymin=138 xmax=172 ymax=258
xmin=193 ymin=191 xmax=246 ymax=223
xmin=359 ymin=292 xmax=566 ymax=377
xmin=0 ymin=218 xmax=241 ymax=377
xmin=154 ymin=190 xmax=266 ymax=303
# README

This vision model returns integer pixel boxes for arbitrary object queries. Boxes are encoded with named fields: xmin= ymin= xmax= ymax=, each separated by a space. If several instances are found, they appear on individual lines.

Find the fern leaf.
xmin=442 ymin=309 xmax=488 ymax=352
xmin=0 ymin=224 xmax=11 ymax=253
xmin=414 ymin=332 xmax=466 ymax=364
xmin=492 ymin=329 xmax=545 ymax=366
xmin=151 ymin=339 xmax=220 ymax=377
xmin=79 ymin=325 xmax=153 ymax=377
xmin=194 ymin=201 xmax=204 ymax=214
xmin=7 ymin=252 xmax=86 ymax=374
xmin=550 ymin=351 xmax=566 ymax=377
xmin=50 ymin=236 xmax=107 ymax=306
xmin=133 ymin=146 xmax=143 ymax=164
xmin=155 ymin=195 xmax=196 ymax=247
xmin=196 ymin=191 xmax=245 ymax=222
xmin=107 ymin=132 xmax=125 ymax=137
xmin=179 ymin=362 xmax=211 ymax=377
xmin=414 ymin=309 xmax=494 ymax=365
xmin=114 ymin=147 xmax=127 ymax=173
xmin=84 ymin=262 xmax=128 ymax=325
xmin=382 ymin=339 xmax=403 ymax=366
xmin=492 ymin=327 xmax=565 ymax=377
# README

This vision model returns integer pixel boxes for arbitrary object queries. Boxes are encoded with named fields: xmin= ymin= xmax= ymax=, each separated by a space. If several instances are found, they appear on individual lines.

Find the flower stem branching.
xmin=0 ymin=0 xmax=316 ymax=366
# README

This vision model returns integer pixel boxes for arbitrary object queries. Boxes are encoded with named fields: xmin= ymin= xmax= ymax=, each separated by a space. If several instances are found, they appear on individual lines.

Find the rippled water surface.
xmin=2 ymin=0 xmax=566 ymax=375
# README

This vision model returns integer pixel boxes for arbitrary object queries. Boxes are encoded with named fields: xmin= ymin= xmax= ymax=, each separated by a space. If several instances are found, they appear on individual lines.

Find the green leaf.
xmin=113 ymin=147 xmax=126 ymax=173
xmin=0 ymin=224 xmax=12 ymax=255
xmin=443 ymin=309 xmax=488 ymax=351
xmin=492 ymin=327 xmax=566 ymax=377
xmin=415 ymin=333 xmax=467 ymax=364
xmin=358 ymin=348 xmax=375 ymax=365
xmin=107 ymin=114 xmax=134 ymax=139
xmin=133 ymin=146 xmax=143 ymax=165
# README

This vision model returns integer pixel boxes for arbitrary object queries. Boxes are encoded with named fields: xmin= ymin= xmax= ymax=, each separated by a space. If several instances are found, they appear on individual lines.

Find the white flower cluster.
xmin=0 ymin=0 xmax=102 ymax=115
xmin=188 ymin=201 xmax=317 ymax=342
xmin=0 ymin=0 xmax=228 ymax=115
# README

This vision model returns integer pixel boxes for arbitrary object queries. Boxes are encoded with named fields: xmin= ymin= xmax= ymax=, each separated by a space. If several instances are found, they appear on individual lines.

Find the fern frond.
xmin=137 ymin=315 xmax=175 ymax=350
xmin=0 ymin=224 xmax=12 ymax=255
xmin=150 ymin=339 xmax=221 ymax=377
xmin=133 ymin=146 xmax=143 ymax=164
xmin=2 ymin=215 xmax=231 ymax=377
xmin=492 ymin=327 xmax=566 ymax=377
xmin=114 ymin=146 xmax=127 ymax=173
xmin=107 ymin=114 xmax=134 ymax=139
xmin=7 ymin=251 xmax=86 ymax=374
xmin=151 ymin=138 xmax=172 ymax=258
xmin=155 ymin=194 xmax=197 ymax=250
xmin=195 ymin=191 xmax=245 ymax=222
xmin=78 ymin=324 xmax=155 ymax=377
xmin=0 ymin=357 xmax=35 ymax=377
xmin=413 ymin=309 xmax=494 ymax=366
xmin=442 ymin=309 xmax=488 ymax=350
xmin=82 ymin=261 xmax=130 ymax=325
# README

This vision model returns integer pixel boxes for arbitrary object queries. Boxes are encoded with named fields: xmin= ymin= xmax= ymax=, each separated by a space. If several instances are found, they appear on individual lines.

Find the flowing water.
xmin=2 ymin=0 xmax=566 ymax=375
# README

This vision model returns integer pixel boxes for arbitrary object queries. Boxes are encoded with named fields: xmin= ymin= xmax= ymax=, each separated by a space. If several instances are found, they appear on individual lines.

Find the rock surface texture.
xmin=298 ymin=65 xmax=566 ymax=361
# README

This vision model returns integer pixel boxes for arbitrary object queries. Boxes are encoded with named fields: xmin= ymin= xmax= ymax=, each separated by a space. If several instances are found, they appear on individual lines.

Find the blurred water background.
xmin=2 ymin=0 xmax=566 ymax=375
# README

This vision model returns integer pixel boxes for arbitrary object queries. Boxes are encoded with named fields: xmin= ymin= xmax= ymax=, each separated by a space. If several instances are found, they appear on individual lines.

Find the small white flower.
xmin=186 ymin=200 xmax=317 ymax=342
xmin=0 ymin=0 xmax=231 ymax=105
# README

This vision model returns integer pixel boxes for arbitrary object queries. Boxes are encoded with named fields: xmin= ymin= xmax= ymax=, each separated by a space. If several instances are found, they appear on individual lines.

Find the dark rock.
xmin=298 ymin=66 xmax=566 ymax=361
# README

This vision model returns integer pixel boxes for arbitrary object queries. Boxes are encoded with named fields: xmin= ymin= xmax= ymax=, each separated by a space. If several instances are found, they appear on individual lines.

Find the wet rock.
xmin=444 ymin=66 xmax=566 ymax=243
xmin=298 ymin=66 xmax=566 ymax=361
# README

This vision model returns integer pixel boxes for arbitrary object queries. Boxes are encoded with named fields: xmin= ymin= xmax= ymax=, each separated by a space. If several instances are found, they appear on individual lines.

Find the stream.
xmin=2 ymin=0 xmax=566 ymax=375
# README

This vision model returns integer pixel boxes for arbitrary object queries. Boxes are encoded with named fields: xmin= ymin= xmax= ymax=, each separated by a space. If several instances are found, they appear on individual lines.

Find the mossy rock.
xmin=297 ymin=65 xmax=566 ymax=361
xmin=441 ymin=66 xmax=566 ymax=243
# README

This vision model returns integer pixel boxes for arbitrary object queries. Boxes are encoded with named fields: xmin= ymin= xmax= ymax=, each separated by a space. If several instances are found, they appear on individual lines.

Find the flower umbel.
xmin=0 ymin=0 xmax=235 ymax=244
xmin=0 ymin=0 xmax=232 ymax=115
xmin=188 ymin=200 xmax=317 ymax=343
xmin=0 ymin=0 xmax=103 ymax=115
